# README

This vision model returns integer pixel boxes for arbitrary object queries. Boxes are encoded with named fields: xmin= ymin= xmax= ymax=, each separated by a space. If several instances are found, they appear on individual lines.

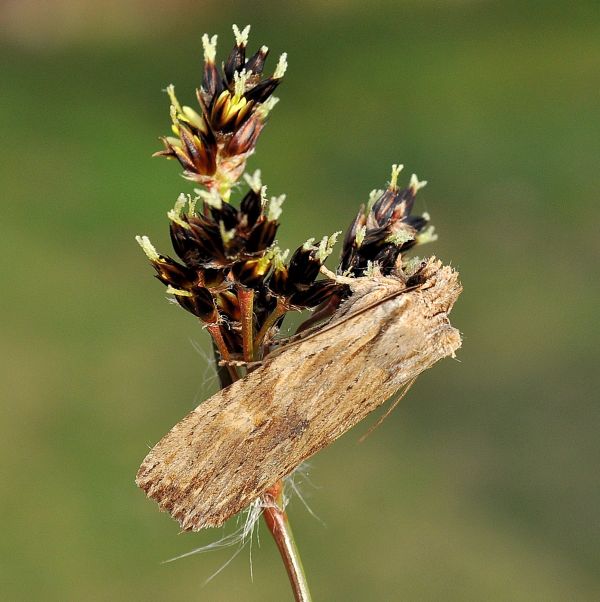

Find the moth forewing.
xmin=136 ymin=258 xmax=462 ymax=531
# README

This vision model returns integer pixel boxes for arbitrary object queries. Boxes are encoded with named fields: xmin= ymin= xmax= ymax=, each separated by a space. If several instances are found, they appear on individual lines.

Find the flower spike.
xmin=339 ymin=165 xmax=436 ymax=277
xmin=156 ymin=28 xmax=288 ymax=193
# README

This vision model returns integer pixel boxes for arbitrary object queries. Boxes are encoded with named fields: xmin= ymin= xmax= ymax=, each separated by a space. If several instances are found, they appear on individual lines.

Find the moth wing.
xmin=135 ymin=309 xmax=369 ymax=531
xmin=136 ymin=260 xmax=461 ymax=531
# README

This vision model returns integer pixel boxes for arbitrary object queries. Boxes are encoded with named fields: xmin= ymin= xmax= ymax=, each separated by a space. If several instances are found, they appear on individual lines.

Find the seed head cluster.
xmin=154 ymin=24 xmax=285 ymax=196
xmin=340 ymin=165 xmax=436 ymax=277
xmin=137 ymin=25 xmax=436 ymax=368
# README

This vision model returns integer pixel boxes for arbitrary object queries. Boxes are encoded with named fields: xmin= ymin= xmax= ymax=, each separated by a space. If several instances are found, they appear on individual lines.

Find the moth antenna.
xmin=358 ymin=377 xmax=417 ymax=443
xmin=269 ymin=282 xmax=423 ymax=358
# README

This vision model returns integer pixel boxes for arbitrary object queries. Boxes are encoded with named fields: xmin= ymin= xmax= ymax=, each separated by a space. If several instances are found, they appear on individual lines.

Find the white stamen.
xmin=135 ymin=235 xmax=161 ymax=262
xmin=267 ymin=194 xmax=286 ymax=221
xmin=316 ymin=231 xmax=341 ymax=262
xmin=409 ymin=173 xmax=428 ymax=192
xmin=302 ymin=237 xmax=316 ymax=251
xmin=256 ymin=244 xmax=279 ymax=273
xmin=232 ymin=24 xmax=251 ymax=47
xmin=367 ymin=189 xmax=384 ymax=212
xmin=386 ymin=225 xmax=415 ymax=246
xmin=202 ymin=33 xmax=218 ymax=63
xmin=364 ymin=261 xmax=382 ymax=278
xmin=233 ymin=68 xmax=251 ymax=99
xmin=320 ymin=264 xmax=355 ymax=284
xmin=243 ymin=169 xmax=262 ymax=193
xmin=217 ymin=180 xmax=234 ymax=204
xmin=173 ymin=193 xmax=187 ymax=215
xmin=273 ymin=53 xmax=288 ymax=79
xmin=167 ymin=193 xmax=190 ymax=228
xmin=197 ymin=188 xmax=223 ymax=209
xmin=416 ymin=225 xmax=438 ymax=245
xmin=256 ymin=96 xmax=279 ymax=119
xmin=390 ymin=164 xmax=404 ymax=190
xmin=169 ymin=105 xmax=179 ymax=130
xmin=188 ymin=194 xmax=198 ymax=215
xmin=271 ymin=246 xmax=290 ymax=271
xmin=259 ymin=185 xmax=268 ymax=206
xmin=164 ymin=136 xmax=182 ymax=148
xmin=166 ymin=212 xmax=189 ymax=229
xmin=355 ymin=225 xmax=366 ymax=247
xmin=422 ymin=211 xmax=431 ymax=221
xmin=403 ymin=256 xmax=424 ymax=276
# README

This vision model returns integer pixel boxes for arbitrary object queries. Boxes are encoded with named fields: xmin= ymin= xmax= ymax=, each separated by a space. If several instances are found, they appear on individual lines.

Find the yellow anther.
xmin=166 ymin=285 xmax=193 ymax=297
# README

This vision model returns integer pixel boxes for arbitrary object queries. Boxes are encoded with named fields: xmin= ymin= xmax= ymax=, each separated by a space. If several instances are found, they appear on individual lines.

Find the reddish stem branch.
xmin=207 ymin=323 xmax=238 ymax=383
xmin=262 ymin=481 xmax=313 ymax=602
xmin=237 ymin=287 xmax=255 ymax=362
xmin=253 ymin=298 xmax=288 ymax=358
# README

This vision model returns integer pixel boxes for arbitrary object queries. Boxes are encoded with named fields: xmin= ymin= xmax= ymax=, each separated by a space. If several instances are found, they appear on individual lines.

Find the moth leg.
xmin=405 ymin=260 xmax=430 ymax=287
xmin=252 ymin=297 xmax=289 ymax=357
xmin=218 ymin=358 xmax=263 ymax=370
xmin=295 ymin=292 xmax=344 ymax=333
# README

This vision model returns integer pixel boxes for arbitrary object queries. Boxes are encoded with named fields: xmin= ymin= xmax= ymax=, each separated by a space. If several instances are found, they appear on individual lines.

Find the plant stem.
xmin=237 ymin=287 xmax=255 ymax=362
xmin=211 ymin=333 xmax=312 ymax=601
xmin=207 ymin=323 xmax=238 ymax=383
xmin=262 ymin=481 xmax=313 ymax=602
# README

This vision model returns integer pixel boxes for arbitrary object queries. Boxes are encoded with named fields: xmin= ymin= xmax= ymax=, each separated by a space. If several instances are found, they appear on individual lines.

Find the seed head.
xmin=340 ymin=165 xmax=435 ymax=277
xmin=139 ymin=27 xmax=439 ymax=368
xmin=155 ymin=27 xmax=287 ymax=191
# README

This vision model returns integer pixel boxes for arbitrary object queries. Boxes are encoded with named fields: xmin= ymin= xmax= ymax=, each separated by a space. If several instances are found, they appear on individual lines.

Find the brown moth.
xmin=136 ymin=257 xmax=461 ymax=531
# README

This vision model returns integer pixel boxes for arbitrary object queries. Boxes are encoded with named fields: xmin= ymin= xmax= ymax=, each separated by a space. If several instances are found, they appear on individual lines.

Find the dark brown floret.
xmin=154 ymin=26 xmax=286 ymax=187
xmin=339 ymin=167 xmax=434 ymax=277
xmin=245 ymin=46 xmax=269 ymax=75
xmin=175 ymin=286 xmax=218 ymax=323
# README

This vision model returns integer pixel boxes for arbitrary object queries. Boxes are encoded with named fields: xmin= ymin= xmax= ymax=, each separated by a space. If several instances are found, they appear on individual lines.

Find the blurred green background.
xmin=2 ymin=0 xmax=599 ymax=600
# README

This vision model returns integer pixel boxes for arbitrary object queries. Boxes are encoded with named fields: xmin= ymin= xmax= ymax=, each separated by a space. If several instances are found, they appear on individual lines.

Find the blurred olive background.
xmin=2 ymin=0 xmax=599 ymax=600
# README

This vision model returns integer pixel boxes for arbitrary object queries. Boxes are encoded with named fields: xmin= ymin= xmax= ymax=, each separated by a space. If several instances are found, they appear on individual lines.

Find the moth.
xmin=136 ymin=258 xmax=461 ymax=531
